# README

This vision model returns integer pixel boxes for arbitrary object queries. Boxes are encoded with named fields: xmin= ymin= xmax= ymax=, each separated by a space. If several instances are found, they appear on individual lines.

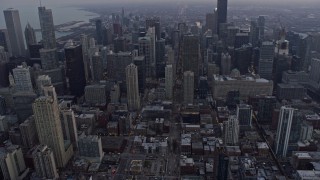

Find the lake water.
xmin=0 ymin=3 xmax=99 ymax=38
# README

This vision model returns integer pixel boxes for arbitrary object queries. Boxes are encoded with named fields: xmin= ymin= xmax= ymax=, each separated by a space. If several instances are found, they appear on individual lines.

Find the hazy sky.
xmin=0 ymin=0 xmax=319 ymax=7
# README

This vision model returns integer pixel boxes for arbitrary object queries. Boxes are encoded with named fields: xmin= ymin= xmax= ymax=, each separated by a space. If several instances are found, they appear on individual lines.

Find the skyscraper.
xmin=91 ymin=52 xmax=104 ymax=82
xmin=32 ymin=86 xmax=73 ymax=167
xmin=275 ymin=106 xmax=294 ymax=157
xmin=139 ymin=37 xmax=152 ymax=77
xmin=258 ymin=15 xmax=266 ymax=39
xmin=134 ymin=56 xmax=146 ymax=93
xmin=3 ymin=8 xmax=25 ymax=56
xmin=20 ymin=116 xmax=38 ymax=148
xmin=217 ymin=0 xmax=228 ymax=34
xmin=181 ymin=35 xmax=200 ymax=87
xmin=80 ymin=34 xmax=90 ymax=82
xmin=146 ymin=17 xmax=161 ymax=40
xmin=32 ymin=145 xmax=59 ymax=179
xmin=95 ymin=19 xmax=103 ymax=45
xmin=126 ymin=64 xmax=140 ymax=111
xmin=38 ymin=6 xmax=56 ymax=49
xmin=39 ymin=48 xmax=58 ymax=70
xmin=64 ymin=40 xmax=86 ymax=97
xmin=259 ymin=41 xmax=275 ymax=80
xmin=165 ymin=65 xmax=173 ymax=100
xmin=183 ymin=71 xmax=194 ymax=105
xmin=309 ymin=58 xmax=320 ymax=90
xmin=237 ymin=104 xmax=253 ymax=129
xmin=224 ymin=115 xmax=239 ymax=145
xmin=0 ymin=29 xmax=12 ymax=56
xmin=24 ymin=23 xmax=37 ymax=46
xmin=221 ymin=52 xmax=231 ymax=75
xmin=12 ymin=65 xmax=33 ymax=92
xmin=78 ymin=135 xmax=104 ymax=163
xmin=60 ymin=108 xmax=78 ymax=149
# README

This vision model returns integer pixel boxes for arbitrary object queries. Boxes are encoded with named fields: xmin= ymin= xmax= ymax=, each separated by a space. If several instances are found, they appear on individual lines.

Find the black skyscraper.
xmin=65 ymin=42 xmax=86 ymax=97
xmin=96 ymin=19 xmax=103 ymax=45
xmin=217 ymin=0 xmax=228 ymax=35
xmin=217 ymin=154 xmax=229 ymax=180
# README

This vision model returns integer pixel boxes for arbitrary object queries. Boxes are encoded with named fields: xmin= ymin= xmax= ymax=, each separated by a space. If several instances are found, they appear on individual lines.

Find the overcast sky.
xmin=1 ymin=0 xmax=319 ymax=7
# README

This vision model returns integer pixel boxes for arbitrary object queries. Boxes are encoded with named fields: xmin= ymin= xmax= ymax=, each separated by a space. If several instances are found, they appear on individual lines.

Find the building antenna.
xmin=39 ymin=0 xmax=42 ymax=7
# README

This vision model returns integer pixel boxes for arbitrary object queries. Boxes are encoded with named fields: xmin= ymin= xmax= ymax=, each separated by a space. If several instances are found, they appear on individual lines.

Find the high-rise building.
xmin=275 ymin=106 xmax=294 ymax=157
xmin=92 ymin=52 xmax=104 ymax=82
xmin=39 ymin=48 xmax=58 ymax=70
xmin=20 ymin=115 xmax=38 ymax=148
xmin=38 ymin=6 xmax=56 ymax=49
xmin=0 ymin=46 xmax=8 ymax=62
xmin=32 ymin=86 xmax=73 ymax=167
xmin=146 ymin=17 xmax=161 ymax=40
xmin=126 ymin=64 xmax=140 ymax=111
xmin=133 ymin=56 xmax=146 ymax=93
xmin=24 ymin=23 xmax=37 ymax=46
xmin=205 ymin=12 xmax=217 ymax=33
xmin=234 ymin=44 xmax=253 ymax=75
xmin=258 ymin=16 xmax=265 ymax=39
xmin=84 ymin=84 xmax=107 ymax=106
xmin=224 ymin=115 xmax=239 ymax=145
xmin=3 ymin=9 xmax=25 ymax=57
xmin=309 ymin=58 xmax=320 ymax=90
xmin=80 ymin=34 xmax=90 ymax=82
xmin=110 ymin=83 xmax=120 ymax=104
xmin=139 ymin=37 xmax=153 ymax=77
xmin=64 ymin=40 xmax=86 ymax=97
xmin=249 ymin=20 xmax=260 ymax=47
xmin=32 ymin=145 xmax=59 ymax=179
xmin=60 ymin=108 xmax=78 ymax=149
xmin=217 ymin=0 xmax=228 ymax=34
xmin=12 ymin=65 xmax=33 ymax=92
xmin=182 ymin=35 xmax=200 ymax=87
xmin=156 ymin=39 xmax=166 ymax=78
xmin=36 ymin=75 xmax=51 ymax=95
xmin=259 ymin=41 xmax=274 ymax=80
xmin=217 ymin=154 xmax=229 ymax=180
xmin=0 ymin=29 xmax=12 ymax=56
xmin=183 ymin=71 xmax=194 ymax=105
xmin=221 ymin=52 xmax=231 ymax=75
xmin=165 ymin=65 xmax=173 ymax=100
xmin=237 ymin=104 xmax=253 ymax=129
xmin=78 ymin=135 xmax=104 ymax=163
xmin=95 ymin=19 xmax=103 ymax=45
xmin=0 ymin=145 xmax=29 ymax=180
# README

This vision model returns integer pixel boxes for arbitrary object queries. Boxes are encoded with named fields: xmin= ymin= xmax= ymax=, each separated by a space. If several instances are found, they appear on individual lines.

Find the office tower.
xmin=84 ymin=84 xmax=107 ymax=106
xmin=0 ymin=145 xmax=29 ymax=180
xmin=217 ymin=154 xmax=229 ymax=180
xmin=199 ymin=77 xmax=209 ymax=99
xmin=146 ymin=27 xmax=156 ymax=77
xmin=32 ymin=86 xmax=73 ymax=167
xmin=39 ymin=48 xmax=58 ymax=70
xmin=182 ymin=35 xmax=200 ymax=87
xmin=226 ymin=26 xmax=240 ymax=47
xmin=0 ymin=46 xmax=8 ymax=62
xmin=254 ymin=96 xmax=277 ymax=124
xmin=139 ymin=37 xmax=152 ymax=77
xmin=32 ymin=145 xmax=59 ymax=179
xmin=134 ymin=56 xmax=146 ymax=93
xmin=309 ymin=58 xmax=320 ymax=90
xmin=92 ymin=52 xmax=104 ymax=81
xmin=78 ymin=135 xmax=104 ymax=163
xmin=183 ymin=71 xmax=194 ymax=105
xmin=38 ymin=6 xmax=56 ymax=49
xmin=217 ymin=0 xmax=228 ymax=34
xmin=206 ymin=12 xmax=217 ymax=33
xmin=165 ymin=65 xmax=173 ymax=99
xmin=258 ymin=16 xmax=265 ymax=39
xmin=60 ymin=108 xmax=78 ymax=149
xmin=0 ymin=29 xmax=12 ymax=56
xmin=259 ymin=41 xmax=274 ymax=80
xmin=250 ymin=20 xmax=260 ymax=47
xmin=80 ymin=34 xmax=90 ymax=82
xmin=146 ymin=17 xmax=161 ymax=40
xmin=20 ymin=116 xmax=38 ymax=148
xmin=36 ymin=75 xmax=51 ymax=95
xmin=156 ymin=39 xmax=165 ymax=78
xmin=12 ymin=65 xmax=33 ymax=92
xmin=234 ymin=44 xmax=253 ymax=75
xmin=114 ymin=37 xmax=127 ymax=53
xmin=3 ymin=9 xmax=25 ymax=56
xmin=126 ymin=64 xmax=140 ymax=111
xmin=224 ymin=115 xmax=239 ymax=145
xmin=113 ymin=23 xmax=123 ymax=36
xmin=237 ymin=104 xmax=253 ymax=129
xmin=95 ymin=19 xmax=103 ymax=45
xmin=235 ymin=33 xmax=250 ymax=49
xmin=110 ymin=84 xmax=120 ymax=104
xmin=275 ymin=106 xmax=294 ymax=157
xmin=24 ymin=23 xmax=37 ymax=46
xmin=221 ymin=52 xmax=231 ymax=75
xmin=64 ymin=40 xmax=86 ymax=97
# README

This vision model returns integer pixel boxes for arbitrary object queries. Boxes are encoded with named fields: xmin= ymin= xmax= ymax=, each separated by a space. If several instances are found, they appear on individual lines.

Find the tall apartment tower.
xmin=165 ymin=64 xmax=173 ymax=99
xmin=224 ymin=115 xmax=239 ymax=145
xmin=32 ymin=86 xmax=73 ymax=168
xmin=259 ymin=41 xmax=274 ymax=80
xmin=217 ymin=0 xmax=228 ymax=34
xmin=12 ymin=65 xmax=33 ymax=92
xmin=32 ymin=144 xmax=59 ymax=179
xmin=183 ymin=71 xmax=194 ymax=105
xmin=3 ymin=9 xmax=25 ymax=56
xmin=24 ymin=23 xmax=37 ymax=46
xmin=275 ymin=106 xmax=294 ymax=157
xmin=182 ymin=35 xmax=200 ymax=87
xmin=126 ymin=64 xmax=140 ymax=111
xmin=309 ymin=58 xmax=320 ymax=90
